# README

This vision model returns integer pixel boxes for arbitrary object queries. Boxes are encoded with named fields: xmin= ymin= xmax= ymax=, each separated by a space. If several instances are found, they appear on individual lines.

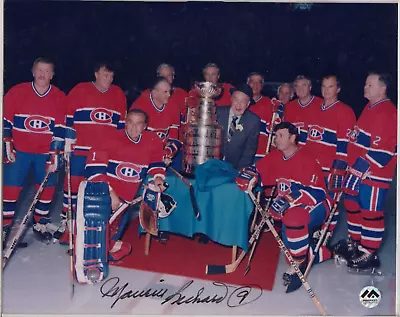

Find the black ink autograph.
xmin=100 ymin=277 xmax=262 ymax=309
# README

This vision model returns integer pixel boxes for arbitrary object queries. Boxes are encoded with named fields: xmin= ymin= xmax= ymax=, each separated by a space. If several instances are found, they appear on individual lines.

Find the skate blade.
xmin=348 ymin=267 xmax=383 ymax=276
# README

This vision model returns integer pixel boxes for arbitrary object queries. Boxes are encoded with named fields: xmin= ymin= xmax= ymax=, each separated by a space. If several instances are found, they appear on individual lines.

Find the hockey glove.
xmin=342 ymin=157 xmax=370 ymax=196
xmin=328 ymin=159 xmax=348 ymax=193
xmin=236 ymin=166 xmax=259 ymax=192
xmin=163 ymin=142 xmax=179 ymax=163
xmin=268 ymin=190 xmax=302 ymax=220
xmin=3 ymin=137 xmax=16 ymax=164
xmin=46 ymin=152 xmax=62 ymax=173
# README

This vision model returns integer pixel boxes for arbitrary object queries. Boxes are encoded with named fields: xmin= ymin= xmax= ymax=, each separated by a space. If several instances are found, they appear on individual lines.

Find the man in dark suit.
xmin=216 ymin=84 xmax=261 ymax=170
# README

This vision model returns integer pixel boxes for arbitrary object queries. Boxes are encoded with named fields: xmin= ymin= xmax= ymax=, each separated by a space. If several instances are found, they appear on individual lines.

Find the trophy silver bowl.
xmin=193 ymin=81 xmax=222 ymax=99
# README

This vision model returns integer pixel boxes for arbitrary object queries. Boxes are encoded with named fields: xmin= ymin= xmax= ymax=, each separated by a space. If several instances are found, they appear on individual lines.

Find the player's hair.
xmin=247 ymin=72 xmax=265 ymax=85
xmin=322 ymin=74 xmax=341 ymax=89
xmin=274 ymin=121 xmax=299 ymax=144
xmin=152 ymin=76 xmax=171 ymax=90
xmin=127 ymin=108 xmax=149 ymax=124
xmin=94 ymin=62 xmax=115 ymax=74
xmin=293 ymin=75 xmax=312 ymax=86
xmin=203 ymin=63 xmax=220 ymax=75
xmin=369 ymin=71 xmax=391 ymax=89
xmin=32 ymin=57 xmax=55 ymax=72
xmin=277 ymin=82 xmax=294 ymax=98
xmin=156 ymin=63 xmax=175 ymax=79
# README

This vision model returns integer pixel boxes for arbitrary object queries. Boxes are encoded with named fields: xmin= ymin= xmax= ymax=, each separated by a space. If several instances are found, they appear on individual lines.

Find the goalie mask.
xmin=158 ymin=193 xmax=177 ymax=218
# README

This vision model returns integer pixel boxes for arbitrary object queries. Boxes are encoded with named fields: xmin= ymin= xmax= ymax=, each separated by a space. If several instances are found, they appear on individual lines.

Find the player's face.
xmin=125 ymin=113 xmax=147 ymax=139
xmin=95 ymin=67 xmax=114 ymax=91
xmin=159 ymin=67 xmax=174 ymax=85
xmin=274 ymin=128 xmax=294 ymax=151
xmin=248 ymin=75 xmax=263 ymax=96
xmin=203 ymin=67 xmax=220 ymax=84
xmin=231 ymin=91 xmax=250 ymax=116
xmin=32 ymin=62 xmax=54 ymax=87
xmin=278 ymin=84 xmax=292 ymax=105
xmin=294 ymin=79 xmax=312 ymax=99
xmin=364 ymin=74 xmax=385 ymax=101
xmin=154 ymin=81 xmax=171 ymax=104
xmin=321 ymin=77 xmax=340 ymax=101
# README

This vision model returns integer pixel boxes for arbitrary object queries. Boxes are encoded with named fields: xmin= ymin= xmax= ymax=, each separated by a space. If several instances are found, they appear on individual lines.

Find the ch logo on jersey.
xmin=277 ymin=178 xmax=291 ymax=196
xmin=153 ymin=128 xmax=169 ymax=140
xmin=90 ymin=108 xmax=113 ymax=124
xmin=24 ymin=115 xmax=51 ymax=133
xmin=308 ymin=125 xmax=324 ymax=141
xmin=349 ymin=126 xmax=360 ymax=143
xmin=115 ymin=163 xmax=142 ymax=182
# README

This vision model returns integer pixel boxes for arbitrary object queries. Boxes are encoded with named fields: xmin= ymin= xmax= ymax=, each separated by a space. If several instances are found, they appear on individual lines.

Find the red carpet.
xmin=111 ymin=219 xmax=280 ymax=291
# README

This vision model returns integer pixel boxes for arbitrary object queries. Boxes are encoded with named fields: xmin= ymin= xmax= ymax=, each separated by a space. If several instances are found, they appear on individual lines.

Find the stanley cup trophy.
xmin=181 ymin=82 xmax=223 ymax=177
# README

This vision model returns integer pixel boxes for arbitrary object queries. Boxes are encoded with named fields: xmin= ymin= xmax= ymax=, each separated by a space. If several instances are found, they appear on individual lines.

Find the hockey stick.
xmin=206 ymin=187 xmax=276 ymax=275
xmin=168 ymin=166 xmax=200 ymax=219
xmin=266 ymin=111 xmax=278 ymax=154
xmin=65 ymin=153 xmax=75 ymax=299
xmin=3 ymin=171 xmax=51 ymax=269
xmin=304 ymin=192 xmax=343 ymax=279
xmin=248 ymin=190 xmax=328 ymax=316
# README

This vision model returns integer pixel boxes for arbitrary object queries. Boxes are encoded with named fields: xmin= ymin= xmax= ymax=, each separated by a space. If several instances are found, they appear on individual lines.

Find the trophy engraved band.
xmin=182 ymin=82 xmax=223 ymax=176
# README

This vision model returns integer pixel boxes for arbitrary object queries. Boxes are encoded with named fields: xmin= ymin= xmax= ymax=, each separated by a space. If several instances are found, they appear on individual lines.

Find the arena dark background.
xmin=4 ymin=1 xmax=398 ymax=117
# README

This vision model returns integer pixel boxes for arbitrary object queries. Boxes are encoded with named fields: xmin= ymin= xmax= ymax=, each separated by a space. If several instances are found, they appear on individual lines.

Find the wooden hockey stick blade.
xmin=206 ymin=251 xmax=246 ymax=275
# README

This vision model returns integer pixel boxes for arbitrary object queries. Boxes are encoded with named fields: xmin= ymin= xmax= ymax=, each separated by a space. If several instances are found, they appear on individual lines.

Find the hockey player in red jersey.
xmin=301 ymin=75 xmax=356 ymax=248
xmin=56 ymin=62 xmax=127 ymax=244
xmin=72 ymin=109 xmax=167 ymax=284
xmin=189 ymin=63 xmax=235 ymax=107
xmin=236 ymin=122 xmax=331 ymax=293
xmin=129 ymin=76 xmax=182 ymax=163
xmin=277 ymin=83 xmax=294 ymax=105
xmin=247 ymin=72 xmax=284 ymax=161
xmin=331 ymin=72 xmax=397 ymax=273
xmin=284 ymin=75 xmax=324 ymax=145
xmin=3 ymin=57 xmax=66 ymax=244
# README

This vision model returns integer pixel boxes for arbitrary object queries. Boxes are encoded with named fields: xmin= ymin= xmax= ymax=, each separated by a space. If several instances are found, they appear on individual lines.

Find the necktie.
xmin=228 ymin=116 xmax=238 ymax=142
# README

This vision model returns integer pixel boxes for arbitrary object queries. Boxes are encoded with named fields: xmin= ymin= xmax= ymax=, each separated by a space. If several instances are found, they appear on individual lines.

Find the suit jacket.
xmin=216 ymin=106 xmax=261 ymax=170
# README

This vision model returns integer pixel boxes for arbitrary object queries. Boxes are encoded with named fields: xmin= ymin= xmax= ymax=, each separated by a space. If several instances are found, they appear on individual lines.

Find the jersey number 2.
xmin=373 ymin=136 xmax=381 ymax=146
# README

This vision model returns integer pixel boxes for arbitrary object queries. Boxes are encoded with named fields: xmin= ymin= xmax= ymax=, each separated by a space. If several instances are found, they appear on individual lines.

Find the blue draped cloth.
xmin=138 ymin=159 xmax=254 ymax=251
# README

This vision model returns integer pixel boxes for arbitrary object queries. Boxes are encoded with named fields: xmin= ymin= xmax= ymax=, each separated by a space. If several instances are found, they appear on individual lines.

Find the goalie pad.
xmin=74 ymin=181 xmax=111 ymax=285
xmin=139 ymin=184 xmax=161 ymax=236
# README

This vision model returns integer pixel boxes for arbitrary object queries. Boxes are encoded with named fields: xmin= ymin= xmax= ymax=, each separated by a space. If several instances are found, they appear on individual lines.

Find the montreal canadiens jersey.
xmin=255 ymin=147 xmax=327 ymax=207
xmin=302 ymin=100 xmax=356 ymax=176
xmin=130 ymin=90 xmax=181 ymax=145
xmin=88 ymin=130 xmax=166 ymax=203
xmin=284 ymin=96 xmax=324 ymax=145
xmin=3 ymin=82 xmax=67 ymax=154
xmin=249 ymin=96 xmax=283 ymax=160
xmin=65 ymin=82 xmax=127 ymax=150
xmin=347 ymin=99 xmax=397 ymax=188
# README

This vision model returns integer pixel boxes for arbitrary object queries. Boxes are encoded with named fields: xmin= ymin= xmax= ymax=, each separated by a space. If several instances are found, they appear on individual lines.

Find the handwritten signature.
xmin=100 ymin=277 xmax=263 ymax=309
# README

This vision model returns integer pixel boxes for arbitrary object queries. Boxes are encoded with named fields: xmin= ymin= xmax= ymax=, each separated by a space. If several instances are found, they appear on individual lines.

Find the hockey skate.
xmin=330 ymin=237 xmax=360 ymax=265
xmin=283 ymin=259 xmax=307 ymax=293
xmin=347 ymin=245 xmax=383 ymax=276
xmin=52 ymin=219 xmax=67 ymax=243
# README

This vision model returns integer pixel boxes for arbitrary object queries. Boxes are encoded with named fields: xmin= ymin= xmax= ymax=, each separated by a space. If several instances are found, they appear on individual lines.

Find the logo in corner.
xmin=359 ymin=285 xmax=381 ymax=308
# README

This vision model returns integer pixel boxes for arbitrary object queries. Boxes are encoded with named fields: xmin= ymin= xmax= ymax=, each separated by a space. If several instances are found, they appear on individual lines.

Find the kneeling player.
xmin=236 ymin=122 xmax=332 ymax=293
xmin=73 ymin=109 xmax=167 ymax=284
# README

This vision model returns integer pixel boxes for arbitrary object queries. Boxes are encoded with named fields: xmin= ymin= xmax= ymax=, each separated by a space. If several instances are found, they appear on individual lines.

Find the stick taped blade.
xmin=206 ymin=264 xmax=227 ymax=275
